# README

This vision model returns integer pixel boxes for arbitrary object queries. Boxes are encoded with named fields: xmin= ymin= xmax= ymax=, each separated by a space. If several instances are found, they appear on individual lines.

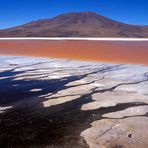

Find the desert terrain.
xmin=0 ymin=55 xmax=148 ymax=147
xmin=0 ymin=12 xmax=148 ymax=37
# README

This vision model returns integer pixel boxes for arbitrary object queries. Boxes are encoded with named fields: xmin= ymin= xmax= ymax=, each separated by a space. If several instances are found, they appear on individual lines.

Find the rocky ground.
xmin=0 ymin=56 xmax=148 ymax=148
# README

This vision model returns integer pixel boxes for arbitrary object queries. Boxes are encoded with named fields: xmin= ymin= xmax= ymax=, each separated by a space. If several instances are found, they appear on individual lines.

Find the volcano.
xmin=0 ymin=12 xmax=148 ymax=37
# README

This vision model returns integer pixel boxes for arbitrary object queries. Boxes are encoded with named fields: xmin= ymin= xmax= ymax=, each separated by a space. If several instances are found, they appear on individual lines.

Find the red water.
xmin=0 ymin=40 xmax=148 ymax=65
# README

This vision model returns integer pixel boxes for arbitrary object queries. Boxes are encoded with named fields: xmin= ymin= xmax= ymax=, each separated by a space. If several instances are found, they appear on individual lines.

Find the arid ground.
xmin=0 ymin=40 xmax=148 ymax=65
xmin=0 ymin=12 xmax=148 ymax=37
xmin=0 ymin=55 xmax=148 ymax=148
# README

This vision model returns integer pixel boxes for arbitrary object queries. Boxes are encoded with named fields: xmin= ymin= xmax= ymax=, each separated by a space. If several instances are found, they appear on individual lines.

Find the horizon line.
xmin=0 ymin=37 xmax=148 ymax=41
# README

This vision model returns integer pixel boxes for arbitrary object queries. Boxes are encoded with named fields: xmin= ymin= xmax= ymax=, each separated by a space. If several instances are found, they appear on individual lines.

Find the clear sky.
xmin=0 ymin=0 xmax=148 ymax=29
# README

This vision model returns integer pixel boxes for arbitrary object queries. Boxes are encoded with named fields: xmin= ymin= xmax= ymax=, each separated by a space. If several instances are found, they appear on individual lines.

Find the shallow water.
xmin=0 ymin=40 xmax=148 ymax=65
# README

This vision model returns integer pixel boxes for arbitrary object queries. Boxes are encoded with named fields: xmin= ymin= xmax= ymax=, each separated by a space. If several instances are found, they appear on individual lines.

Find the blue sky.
xmin=0 ymin=0 xmax=148 ymax=29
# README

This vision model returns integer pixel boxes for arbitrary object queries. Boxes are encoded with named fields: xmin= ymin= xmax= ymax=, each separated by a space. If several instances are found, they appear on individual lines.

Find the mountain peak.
xmin=52 ymin=11 xmax=105 ymax=21
xmin=61 ymin=11 xmax=99 ymax=16
xmin=0 ymin=12 xmax=148 ymax=37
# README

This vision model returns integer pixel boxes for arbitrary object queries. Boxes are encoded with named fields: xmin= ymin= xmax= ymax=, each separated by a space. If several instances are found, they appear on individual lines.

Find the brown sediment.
xmin=0 ymin=40 xmax=148 ymax=65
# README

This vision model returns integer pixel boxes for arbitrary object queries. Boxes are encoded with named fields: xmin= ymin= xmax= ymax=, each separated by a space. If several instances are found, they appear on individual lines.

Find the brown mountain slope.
xmin=0 ymin=12 xmax=148 ymax=37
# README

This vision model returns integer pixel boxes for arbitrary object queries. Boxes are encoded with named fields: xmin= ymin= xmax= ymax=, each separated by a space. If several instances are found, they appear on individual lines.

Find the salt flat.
xmin=0 ymin=55 xmax=148 ymax=147
xmin=1 ymin=37 xmax=148 ymax=41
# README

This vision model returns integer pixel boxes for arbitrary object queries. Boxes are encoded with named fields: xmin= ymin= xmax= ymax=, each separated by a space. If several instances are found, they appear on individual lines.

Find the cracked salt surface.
xmin=0 ymin=55 xmax=148 ymax=147
xmin=0 ymin=106 xmax=12 ymax=113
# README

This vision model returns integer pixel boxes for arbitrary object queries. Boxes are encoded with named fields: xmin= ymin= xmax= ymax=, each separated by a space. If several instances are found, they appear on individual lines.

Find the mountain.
xmin=0 ymin=12 xmax=148 ymax=37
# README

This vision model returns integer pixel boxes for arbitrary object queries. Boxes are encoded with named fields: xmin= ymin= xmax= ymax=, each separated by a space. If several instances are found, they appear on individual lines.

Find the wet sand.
xmin=0 ymin=40 xmax=148 ymax=65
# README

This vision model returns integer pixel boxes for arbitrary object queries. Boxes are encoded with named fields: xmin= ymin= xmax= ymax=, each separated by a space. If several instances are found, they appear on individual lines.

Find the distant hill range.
xmin=0 ymin=12 xmax=148 ymax=37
